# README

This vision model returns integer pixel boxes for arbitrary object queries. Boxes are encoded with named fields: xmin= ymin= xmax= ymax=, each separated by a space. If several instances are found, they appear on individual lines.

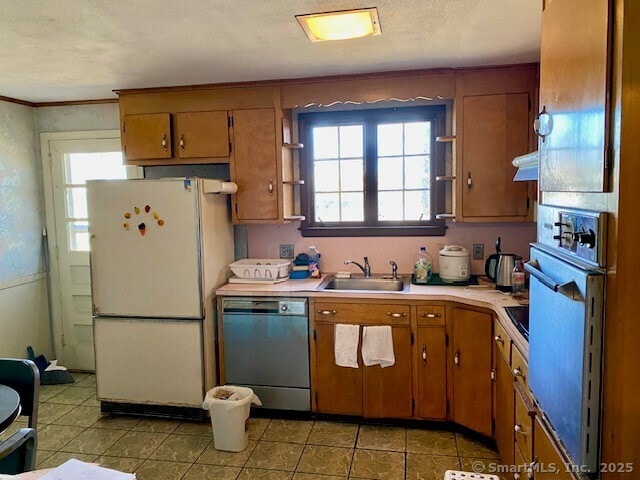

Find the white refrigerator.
xmin=87 ymin=178 xmax=234 ymax=416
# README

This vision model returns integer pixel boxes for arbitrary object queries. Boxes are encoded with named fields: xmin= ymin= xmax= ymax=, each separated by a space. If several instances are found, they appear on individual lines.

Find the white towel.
xmin=362 ymin=325 xmax=395 ymax=368
xmin=334 ymin=324 xmax=360 ymax=368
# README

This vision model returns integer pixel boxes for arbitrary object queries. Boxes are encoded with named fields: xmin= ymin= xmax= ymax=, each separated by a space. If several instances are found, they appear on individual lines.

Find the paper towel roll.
xmin=202 ymin=179 xmax=238 ymax=194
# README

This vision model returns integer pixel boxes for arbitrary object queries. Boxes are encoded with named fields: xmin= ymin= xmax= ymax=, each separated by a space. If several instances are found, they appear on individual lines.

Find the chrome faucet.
xmin=345 ymin=257 xmax=371 ymax=278
xmin=389 ymin=261 xmax=398 ymax=280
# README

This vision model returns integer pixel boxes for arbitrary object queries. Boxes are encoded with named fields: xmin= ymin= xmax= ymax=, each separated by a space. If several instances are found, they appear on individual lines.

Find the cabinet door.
xmin=494 ymin=347 xmax=515 ymax=469
xmin=417 ymin=326 xmax=447 ymax=419
xmin=533 ymin=416 xmax=575 ymax=480
xmin=452 ymin=308 xmax=493 ymax=435
xmin=539 ymin=0 xmax=611 ymax=192
xmin=462 ymin=94 xmax=530 ymax=219
xmin=314 ymin=323 xmax=363 ymax=415
xmin=363 ymin=325 xmax=412 ymax=418
xmin=231 ymin=108 xmax=279 ymax=221
xmin=176 ymin=111 xmax=229 ymax=159
xmin=123 ymin=113 xmax=172 ymax=161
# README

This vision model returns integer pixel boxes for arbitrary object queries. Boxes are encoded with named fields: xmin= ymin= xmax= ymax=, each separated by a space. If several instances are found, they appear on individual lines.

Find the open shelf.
xmin=436 ymin=135 xmax=456 ymax=143
xmin=436 ymin=176 xmax=456 ymax=181
xmin=283 ymin=180 xmax=305 ymax=185
xmin=435 ymin=213 xmax=456 ymax=220
xmin=283 ymin=143 xmax=304 ymax=150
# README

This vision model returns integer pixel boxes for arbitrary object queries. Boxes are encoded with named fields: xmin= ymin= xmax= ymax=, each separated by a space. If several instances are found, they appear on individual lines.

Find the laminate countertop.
xmin=216 ymin=275 xmax=529 ymax=357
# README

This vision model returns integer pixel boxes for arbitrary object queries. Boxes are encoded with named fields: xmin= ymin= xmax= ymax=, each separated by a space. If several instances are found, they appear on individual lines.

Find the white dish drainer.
xmin=229 ymin=259 xmax=291 ymax=280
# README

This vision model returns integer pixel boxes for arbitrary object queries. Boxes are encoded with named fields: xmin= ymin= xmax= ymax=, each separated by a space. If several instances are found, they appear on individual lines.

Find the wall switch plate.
xmin=279 ymin=244 xmax=295 ymax=259
xmin=473 ymin=244 xmax=484 ymax=260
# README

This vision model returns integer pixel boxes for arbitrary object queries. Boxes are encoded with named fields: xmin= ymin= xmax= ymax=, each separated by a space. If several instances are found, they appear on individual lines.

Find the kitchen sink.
xmin=317 ymin=275 xmax=409 ymax=292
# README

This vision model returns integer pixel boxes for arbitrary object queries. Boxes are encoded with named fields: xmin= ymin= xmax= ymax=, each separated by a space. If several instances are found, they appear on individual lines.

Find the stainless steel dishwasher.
xmin=221 ymin=297 xmax=310 ymax=411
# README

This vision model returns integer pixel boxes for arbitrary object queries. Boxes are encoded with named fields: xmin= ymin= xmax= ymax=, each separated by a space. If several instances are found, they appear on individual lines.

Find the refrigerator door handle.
xmin=525 ymin=260 xmax=582 ymax=301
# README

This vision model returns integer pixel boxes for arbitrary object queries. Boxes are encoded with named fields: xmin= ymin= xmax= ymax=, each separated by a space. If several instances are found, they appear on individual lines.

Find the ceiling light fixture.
xmin=296 ymin=8 xmax=381 ymax=42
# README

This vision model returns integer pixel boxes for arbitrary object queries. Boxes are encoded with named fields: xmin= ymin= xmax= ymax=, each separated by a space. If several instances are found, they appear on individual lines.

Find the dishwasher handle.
xmin=525 ymin=260 xmax=581 ymax=301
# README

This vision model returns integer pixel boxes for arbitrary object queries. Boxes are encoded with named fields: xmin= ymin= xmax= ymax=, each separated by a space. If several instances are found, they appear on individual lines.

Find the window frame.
xmin=299 ymin=105 xmax=447 ymax=237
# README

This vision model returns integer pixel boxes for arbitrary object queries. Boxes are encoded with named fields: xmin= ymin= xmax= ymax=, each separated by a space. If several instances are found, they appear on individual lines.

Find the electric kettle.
xmin=485 ymin=237 xmax=517 ymax=292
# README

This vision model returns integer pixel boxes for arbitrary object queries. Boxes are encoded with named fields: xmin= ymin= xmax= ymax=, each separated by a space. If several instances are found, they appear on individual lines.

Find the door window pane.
xmin=68 ymin=221 xmax=90 ymax=251
xmin=66 ymin=187 xmax=87 ymax=219
xmin=65 ymin=152 xmax=126 ymax=184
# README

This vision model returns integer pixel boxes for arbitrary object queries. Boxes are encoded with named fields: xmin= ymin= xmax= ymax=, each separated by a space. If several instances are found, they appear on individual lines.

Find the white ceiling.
xmin=0 ymin=1 xmax=542 ymax=103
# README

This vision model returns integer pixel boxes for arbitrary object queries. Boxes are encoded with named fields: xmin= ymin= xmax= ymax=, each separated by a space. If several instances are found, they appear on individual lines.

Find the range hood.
xmin=512 ymin=151 xmax=539 ymax=181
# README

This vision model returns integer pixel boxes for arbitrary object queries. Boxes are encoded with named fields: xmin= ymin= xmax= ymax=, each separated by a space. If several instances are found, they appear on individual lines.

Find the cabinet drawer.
xmin=514 ymin=383 xmax=534 ymax=465
xmin=315 ymin=303 xmax=410 ymax=325
xmin=512 ymin=345 xmax=528 ymax=389
xmin=494 ymin=319 xmax=512 ymax=365
xmin=416 ymin=305 xmax=445 ymax=326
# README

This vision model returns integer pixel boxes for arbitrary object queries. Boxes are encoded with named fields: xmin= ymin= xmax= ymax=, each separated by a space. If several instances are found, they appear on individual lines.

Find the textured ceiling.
xmin=0 ymin=0 xmax=541 ymax=102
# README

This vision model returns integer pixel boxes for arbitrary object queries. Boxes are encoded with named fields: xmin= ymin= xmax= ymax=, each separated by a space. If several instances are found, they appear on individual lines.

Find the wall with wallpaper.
xmin=0 ymin=100 xmax=50 ymax=357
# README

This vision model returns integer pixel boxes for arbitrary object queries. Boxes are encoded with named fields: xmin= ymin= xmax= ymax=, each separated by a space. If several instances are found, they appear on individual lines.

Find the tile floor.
xmin=1 ymin=373 xmax=505 ymax=480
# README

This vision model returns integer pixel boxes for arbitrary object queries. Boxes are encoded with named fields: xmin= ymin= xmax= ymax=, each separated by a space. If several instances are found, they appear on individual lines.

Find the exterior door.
xmin=452 ymin=308 xmax=493 ymax=435
xmin=42 ymin=133 xmax=141 ymax=370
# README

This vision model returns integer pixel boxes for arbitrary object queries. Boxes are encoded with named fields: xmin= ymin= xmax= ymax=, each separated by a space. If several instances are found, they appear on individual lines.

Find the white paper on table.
xmin=38 ymin=459 xmax=135 ymax=480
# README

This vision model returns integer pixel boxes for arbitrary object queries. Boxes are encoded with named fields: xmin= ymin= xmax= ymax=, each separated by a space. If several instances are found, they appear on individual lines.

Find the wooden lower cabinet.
xmin=314 ymin=322 xmax=363 ymax=415
xmin=532 ymin=416 xmax=575 ymax=480
xmin=494 ymin=342 xmax=515 ymax=469
xmin=417 ymin=326 xmax=447 ymax=419
xmin=363 ymin=325 xmax=412 ymax=418
xmin=452 ymin=307 xmax=493 ymax=435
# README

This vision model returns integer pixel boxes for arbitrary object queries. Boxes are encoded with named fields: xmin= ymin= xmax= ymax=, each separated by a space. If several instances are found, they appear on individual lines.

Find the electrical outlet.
xmin=279 ymin=244 xmax=295 ymax=259
xmin=473 ymin=244 xmax=484 ymax=260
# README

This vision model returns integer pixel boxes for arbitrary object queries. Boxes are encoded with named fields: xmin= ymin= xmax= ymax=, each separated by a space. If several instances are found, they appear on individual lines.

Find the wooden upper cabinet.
xmin=452 ymin=307 xmax=493 ymax=436
xmin=176 ymin=111 xmax=229 ymax=159
xmin=417 ymin=326 xmax=447 ymax=420
xmin=230 ymin=108 xmax=279 ymax=222
xmin=363 ymin=325 xmax=412 ymax=418
xmin=461 ymin=93 xmax=530 ymax=219
xmin=539 ymin=0 xmax=611 ymax=192
xmin=123 ymin=113 xmax=172 ymax=161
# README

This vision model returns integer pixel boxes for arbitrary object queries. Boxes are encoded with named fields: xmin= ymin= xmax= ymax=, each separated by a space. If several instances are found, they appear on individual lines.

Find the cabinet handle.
xmin=467 ymin=172 xmax=472 ymax=191
xmin=422 ymin=345 xmax=427 ymax=365
xmin=494 ymin=334 xmax=504 ymax=345
xmin=534 ymin=105 xmax=553 ymax=142
xmin=490 ymin=367 xmax=496 ymax=381
xmin=420 ymin=312 xmax=442 ymax=318
xmin=161 ymin=134 xmax=168 ymax=151
xmin=513 ymin=367 xmax=523 ymax=377
xmin=268 ymin=179 xmax=274 ymax=196
xmin=454 ymin=351 xmax=460 ymax=366
xmin=514 ymin=474 xmax=521 ymax=480
xmin=179 ymin=134 xmax=185 ymax=150
xmin=317 ymin=310 xmax=337 ymax=315
xmin=386 ymin=312 xmax=407 ymax=318
xmin=514 ymin=424 xmax=527 ymax=436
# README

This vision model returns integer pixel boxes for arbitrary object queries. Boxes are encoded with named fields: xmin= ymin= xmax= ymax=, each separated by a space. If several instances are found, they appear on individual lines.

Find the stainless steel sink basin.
xmin=318 ymin=275 xmax=408 ymax=292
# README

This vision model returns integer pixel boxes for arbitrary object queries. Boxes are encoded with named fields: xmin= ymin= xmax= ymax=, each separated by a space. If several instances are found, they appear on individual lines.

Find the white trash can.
xmin=202 ymin=385 xmax=262 ymax=452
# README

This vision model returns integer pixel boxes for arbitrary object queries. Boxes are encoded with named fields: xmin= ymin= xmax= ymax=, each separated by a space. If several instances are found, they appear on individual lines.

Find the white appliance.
xmin=87 ymin=178 xmax=234 ymax=419
xmin=438 ymin=245 xmax=471 ymax=282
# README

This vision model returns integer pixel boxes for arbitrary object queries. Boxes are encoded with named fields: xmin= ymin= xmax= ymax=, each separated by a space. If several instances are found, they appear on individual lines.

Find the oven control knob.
xmin=573 ymin=230 xmax=596 ymax=248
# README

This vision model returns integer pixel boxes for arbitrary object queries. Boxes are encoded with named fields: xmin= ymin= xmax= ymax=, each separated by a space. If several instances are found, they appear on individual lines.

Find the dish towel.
xmin=362 ymin=325 xmax=395 ymax=368
xmin=334 ymin=324 xmax=360 ymax=368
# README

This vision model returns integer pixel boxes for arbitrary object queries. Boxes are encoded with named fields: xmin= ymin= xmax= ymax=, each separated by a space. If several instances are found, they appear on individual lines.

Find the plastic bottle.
xmin=512 ymin=257 xmax=526 ymax=294
xmin=308 ymin=246 xmax=321 ymax=278
xmin=413 ymin=246 xmax=433 ymax=284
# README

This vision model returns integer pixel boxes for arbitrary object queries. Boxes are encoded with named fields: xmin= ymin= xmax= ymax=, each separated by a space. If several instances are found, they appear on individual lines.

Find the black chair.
xmin=0 ymin=428 xmax=37 ymax=474
xmin=0 ymin=359 xmax=40 ymax=428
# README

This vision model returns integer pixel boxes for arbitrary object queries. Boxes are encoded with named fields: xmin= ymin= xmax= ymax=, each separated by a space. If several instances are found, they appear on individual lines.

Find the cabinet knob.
xmin=422 ymin=345 xmax=427 ymax=365
xmin=179 ymin=134 xmax=185 ymax=150
xmin=268 ymin=179 xmax=274 ymax=196
xmin=317 ymin=310 xmax=337 ymax=315
xmin=454 ymin=351 xmax=460 ymax=366
xmin=467 ymin=172 xmax=472 ymax=191
xmin=420 ymin=312 xmax=442 ymax=318
xmin=513 ymin=367 xmax=523 ymax=377
xmin=387 ymin=312 xmax=407 ymax=318
xmin=494 ymin=335 xmax=504 ymax=345
xmin=161 ymin=134 xmax=168 ymax=151
xmin=490 ymin=367 xmax=496 ymax=381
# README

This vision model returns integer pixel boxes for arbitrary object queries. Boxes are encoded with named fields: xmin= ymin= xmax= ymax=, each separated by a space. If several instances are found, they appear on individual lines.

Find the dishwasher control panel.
xmin=278 ymin=300 xmax=307 ymax=316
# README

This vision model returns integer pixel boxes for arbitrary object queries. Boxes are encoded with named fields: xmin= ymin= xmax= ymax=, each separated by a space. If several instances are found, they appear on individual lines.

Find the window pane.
xmin=339 ymin=125 xmax=363 ymax=158
xmin=341 ymin=192 xmax=364 ymax=221
xmin=405 ymin=190 xmax=431 ymax=221
xmin=404 ymin=122 xmax=431 ymax=155
xmin=314 ymin=160 xmax=340 ymax=192
xmin=315 ymin=193 xmax=340 ymax=222
xmin=313 ymin=127 xmax=339 ymax=159
xmin=340 ymin=159 xmax=363 ymax=191
xmin=378 ymin=191 xmax=404 ymax=221
xmin=65 ymin=152 xmax=126 ymax=184
xmin=68 ymin=221 xmax=90 ymax=252
xmin=404 ymin=156 xmax=431 ymax=189
xmin=378 ymin=156 xmax=403 ymax=191
xmin=66 ymin=187 xmax=87 ymax=219
xmin=378 ymin=123 xmax=403 ymax=156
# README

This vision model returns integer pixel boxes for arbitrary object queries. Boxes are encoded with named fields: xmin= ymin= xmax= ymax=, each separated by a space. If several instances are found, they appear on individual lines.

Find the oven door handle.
xmin=525 ymin=260 xmax=582 ymax=301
